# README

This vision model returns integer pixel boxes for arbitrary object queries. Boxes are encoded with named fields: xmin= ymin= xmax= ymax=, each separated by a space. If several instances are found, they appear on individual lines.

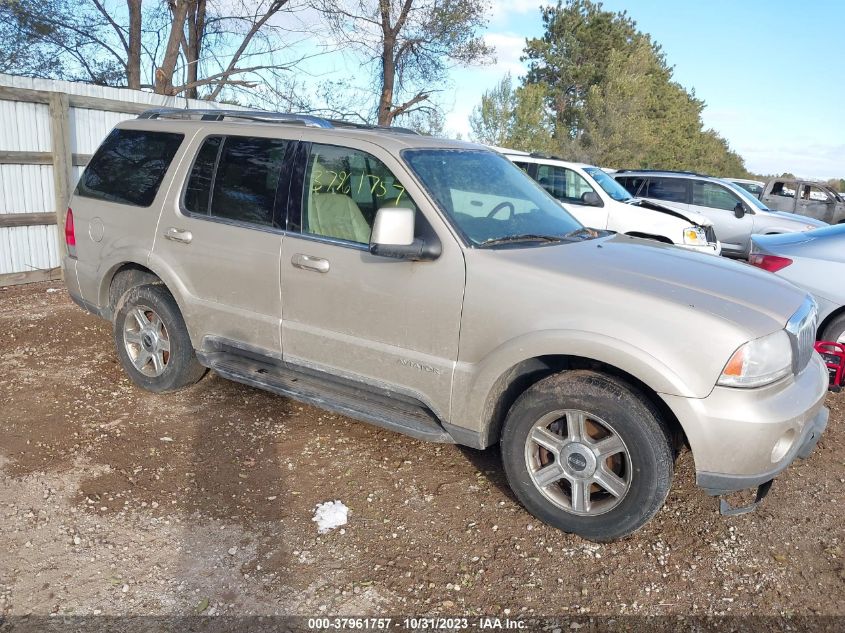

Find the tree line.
xmin=1 ymin=0 xmax=839 ymax=184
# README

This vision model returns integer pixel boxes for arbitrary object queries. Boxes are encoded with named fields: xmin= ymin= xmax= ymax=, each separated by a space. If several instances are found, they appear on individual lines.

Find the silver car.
xmin=751 ymin=223 xmax=845 ymax=342
xmin=614 ymin=170 xmax=827 ymax=258
xmin=63 ymin=110 xmax=829 ymax=541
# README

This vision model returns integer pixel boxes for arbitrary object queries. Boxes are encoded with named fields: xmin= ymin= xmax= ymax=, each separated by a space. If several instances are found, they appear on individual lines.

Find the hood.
xmin=760 ymin=210 xmax=828 ymax=228
xmin=485 ymin=233 xmax=806 ymax=335
xmin=628 ymin=198 xmax=713 ymax=227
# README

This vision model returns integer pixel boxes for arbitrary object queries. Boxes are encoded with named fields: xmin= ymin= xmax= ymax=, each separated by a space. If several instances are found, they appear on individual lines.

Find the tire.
xmin=820 ymin=312 xmax=845 ymax=344
xmin=112 ymin=284 xmax=206 ymax=393
xmin=500 ymin=370 xmax=674 ymax=542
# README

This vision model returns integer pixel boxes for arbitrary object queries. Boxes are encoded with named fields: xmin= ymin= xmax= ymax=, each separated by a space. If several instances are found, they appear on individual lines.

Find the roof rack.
xmin=614 ymin=168 xmax=711 ymax=177
xmin=530 ymin=151 xmax=567 ymax=161
xmin=137 ymin=108 xmax=420 ymax=135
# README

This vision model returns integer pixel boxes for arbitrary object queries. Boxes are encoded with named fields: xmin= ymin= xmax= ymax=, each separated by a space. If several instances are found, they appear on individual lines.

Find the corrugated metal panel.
xmin=0 ymin=73 xmax=247 ymax=277
xmin=0 ymin=225 xmax=60 ymax=274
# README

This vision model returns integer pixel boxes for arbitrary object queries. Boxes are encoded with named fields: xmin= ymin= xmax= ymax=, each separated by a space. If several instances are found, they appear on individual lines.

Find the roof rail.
xmin=529 ymin=151 xmax=567 ymax=161
xmin=136 ymin=108 xmax=420 ymax=135
xmin=614 ymin=168 xmax=711 ymax=177
xmin=137 ymin=108 xmax=334 ymax=128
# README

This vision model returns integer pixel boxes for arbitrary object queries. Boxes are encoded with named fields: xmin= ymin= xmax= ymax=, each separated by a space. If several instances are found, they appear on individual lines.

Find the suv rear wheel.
xmin=501 ymin=370 xmax=673 ymax=541
xmin=113 ymin=284 xmax=206 ymax=392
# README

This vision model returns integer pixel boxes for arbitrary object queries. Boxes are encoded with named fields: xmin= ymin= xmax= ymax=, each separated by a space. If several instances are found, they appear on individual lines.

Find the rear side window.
xmin=645 ymin=178 xmax=689 ymax=203
xmin=76 ymin=129 xmax=183 ymax=207
xmin=183 ymin=135 xmax=288 ymax=228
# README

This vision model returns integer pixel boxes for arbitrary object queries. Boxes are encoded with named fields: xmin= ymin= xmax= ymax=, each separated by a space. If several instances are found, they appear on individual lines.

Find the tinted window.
xmin=616 ymin=176 xmax=646 ymax=196
xmin=77 ymin=129 xmax=183 ymax=207
xmin=184 ymin=136 xmax=222 ymax=215
xmin=209 ymin=137 xmax=287 ymax=227
xmin=646 ymin=178 xmax=689 ymax=203
xmin=535 ymin=164 xmax=597 ymax=205
xmin=301 ymin=144 xmax=417 ymax=244
xmin=692 ymin=181 xmax=741 ymax=211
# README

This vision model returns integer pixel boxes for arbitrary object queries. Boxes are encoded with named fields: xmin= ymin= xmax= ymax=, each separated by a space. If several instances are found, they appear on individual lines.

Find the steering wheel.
xmin=487 ymin=201 xmax=515 ymax=219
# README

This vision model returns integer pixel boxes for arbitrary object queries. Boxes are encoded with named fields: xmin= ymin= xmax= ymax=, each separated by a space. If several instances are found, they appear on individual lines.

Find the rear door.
xmin=688 ymin=180 xmax=753 ymax=257
xmin=151 ymin=132 xmax=294 ymax=357
xmin=278 ymin=140 xmax=465 ymax=420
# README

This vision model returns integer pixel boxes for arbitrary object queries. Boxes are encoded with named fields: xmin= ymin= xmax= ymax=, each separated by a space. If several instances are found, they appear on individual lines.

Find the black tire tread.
xmin=500 ymin=370 xmax=674 ymax=542
xmin=112 ymin=284 xmax=206 ymax=393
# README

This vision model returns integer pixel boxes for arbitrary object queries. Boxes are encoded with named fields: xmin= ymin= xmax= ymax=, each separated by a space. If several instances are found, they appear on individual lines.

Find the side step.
xmin=197 ymin=351 xmax=455 ymax=443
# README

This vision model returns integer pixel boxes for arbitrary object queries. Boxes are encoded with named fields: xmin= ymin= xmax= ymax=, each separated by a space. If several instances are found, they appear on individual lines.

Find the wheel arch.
xmin=818 ymin=304 xmax=845 ymax=341
xmin=474 ymin=354 xmax=688 ymax=455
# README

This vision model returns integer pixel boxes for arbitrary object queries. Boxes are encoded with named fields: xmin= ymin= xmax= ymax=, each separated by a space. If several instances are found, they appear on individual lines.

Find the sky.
xmin=290 ymin=0 xmax=845 ymax=180
xmin=438 ymin=0 xmax=845 ymax=179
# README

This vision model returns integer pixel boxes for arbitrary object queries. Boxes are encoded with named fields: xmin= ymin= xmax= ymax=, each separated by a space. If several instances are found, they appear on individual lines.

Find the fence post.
xmin=49 ymin=92 xmax=72 ymax=263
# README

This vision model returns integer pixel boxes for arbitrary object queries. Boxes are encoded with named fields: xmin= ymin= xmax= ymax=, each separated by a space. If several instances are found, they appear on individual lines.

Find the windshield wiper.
xmin=479 ymin=234 xmax=565 ymax=247
xmin=563 ymin=227 xmax=599 ymax=240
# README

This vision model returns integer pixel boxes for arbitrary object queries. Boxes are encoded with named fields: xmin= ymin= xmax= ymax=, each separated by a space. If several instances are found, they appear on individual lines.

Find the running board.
xmin=197 ymin=351 xmax=455 ymax=443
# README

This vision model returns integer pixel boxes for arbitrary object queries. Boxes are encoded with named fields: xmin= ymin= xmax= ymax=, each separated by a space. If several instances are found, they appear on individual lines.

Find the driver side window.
xmin=536 ymin=164 xmax=596 ymax=205
xmin=301 ymin=144 xmax=417 ymax=244
xmin=692 ymin=181 xmax=741 ymax=212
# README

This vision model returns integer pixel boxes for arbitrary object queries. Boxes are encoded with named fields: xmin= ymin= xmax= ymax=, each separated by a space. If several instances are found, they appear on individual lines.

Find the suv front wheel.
xmin=501 ymin=370 xmax=674 ymax=541
xmin=113 ymin=284 xmax=206 ymax=393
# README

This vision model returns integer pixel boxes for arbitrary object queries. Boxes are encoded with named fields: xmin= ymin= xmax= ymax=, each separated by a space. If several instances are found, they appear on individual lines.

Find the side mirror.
xmin=369 ymin=207 xmax=440 ymax=261
xmin=582 ymin=191 xmax=602 ymax=207
xmin=734 ymin=202 xmax=746 ymax=219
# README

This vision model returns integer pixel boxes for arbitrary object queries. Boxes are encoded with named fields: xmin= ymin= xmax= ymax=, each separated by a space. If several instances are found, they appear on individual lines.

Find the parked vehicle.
xmin=760 ymin=177 xmax=845 ymax=224
xmin=497 ymin=148 xmax=721 ymax=255
xmin=614 ymin=170 xmax=827 ymax=258
xmin=750 ymin=223 xmax=845 ymax=342
xmin=730 ymin=178 xmax=765 ymax=197
xmin=64 ymin=109 xmax=828 ymax=541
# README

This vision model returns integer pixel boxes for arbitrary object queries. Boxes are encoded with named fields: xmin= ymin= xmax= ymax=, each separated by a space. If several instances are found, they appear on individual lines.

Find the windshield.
xmin=584 ymin=167 xmax=632 ymax=202
xmin=722 ymin=179 xmax=771 ymax=212
xmin=402 ymin=149 xmax=584 ymax=246
xmin=733 ymin=180 xmax=764 ymax=196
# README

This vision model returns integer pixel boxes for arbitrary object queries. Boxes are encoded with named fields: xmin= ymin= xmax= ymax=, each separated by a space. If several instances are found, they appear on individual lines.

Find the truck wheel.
xmin=113 ymin=284 xmax=206 ymax=393
xmin=820 ymin=312 xmax=845 ymax=344
xmin=501 ymin=370 xmax=673 ymax=542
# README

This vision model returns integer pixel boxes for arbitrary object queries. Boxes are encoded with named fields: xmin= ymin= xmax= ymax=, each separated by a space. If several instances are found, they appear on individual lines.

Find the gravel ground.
xmin=1 ymin=281 xmax=843 ymax=619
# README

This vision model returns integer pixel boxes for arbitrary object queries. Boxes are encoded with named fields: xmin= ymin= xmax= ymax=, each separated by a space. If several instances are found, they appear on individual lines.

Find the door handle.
xmin=291 ymin=253 xmax=330 ymax=273
xmin=164 ymin=227 xmax=193 ymax=244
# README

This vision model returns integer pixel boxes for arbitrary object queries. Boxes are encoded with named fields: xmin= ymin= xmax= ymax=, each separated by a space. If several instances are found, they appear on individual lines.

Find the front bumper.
xmin=678 ymin=241 xmax=722 ymax=256
xmin=661 ymin=353 xmax=829 ymax=495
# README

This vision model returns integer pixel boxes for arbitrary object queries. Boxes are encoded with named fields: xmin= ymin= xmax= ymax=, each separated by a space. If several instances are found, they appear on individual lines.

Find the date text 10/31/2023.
xmin=306 ymin=617 xmax=527 ymax=630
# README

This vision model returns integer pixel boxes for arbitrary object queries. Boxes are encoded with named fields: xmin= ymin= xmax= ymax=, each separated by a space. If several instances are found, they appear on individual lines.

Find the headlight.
xmin=683 ymin=226 xmax=707 ymax=246
xmin=717 ymin=330 xmax=793 ymax=388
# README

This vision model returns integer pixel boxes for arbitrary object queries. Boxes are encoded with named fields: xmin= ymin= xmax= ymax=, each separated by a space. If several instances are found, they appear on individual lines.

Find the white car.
xmin=496 ymin=148 xmax=721 ymax=255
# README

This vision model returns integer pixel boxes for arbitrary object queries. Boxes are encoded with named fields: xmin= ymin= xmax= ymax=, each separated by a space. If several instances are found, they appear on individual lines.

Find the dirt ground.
xmin=1 ymin=281 xmax=844 ymax=619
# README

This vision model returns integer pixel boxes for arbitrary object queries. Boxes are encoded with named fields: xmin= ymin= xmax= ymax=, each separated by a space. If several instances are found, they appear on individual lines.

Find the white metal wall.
xmin=0 ymin=74 xmax=242 ymax=277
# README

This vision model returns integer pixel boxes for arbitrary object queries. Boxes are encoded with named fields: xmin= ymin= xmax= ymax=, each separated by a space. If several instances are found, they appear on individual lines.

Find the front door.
xmin=279 ymin=141 xmax=465 ymax=420
xmin=535 ymin=163 xmax=610 ymax=229
xmin=796 ymin=184 xmax=836 ymax=222
xmin=152 ymin=132 xmax=294 ymax=357
xmin=688 ymin=180 xmax=753 ymax=257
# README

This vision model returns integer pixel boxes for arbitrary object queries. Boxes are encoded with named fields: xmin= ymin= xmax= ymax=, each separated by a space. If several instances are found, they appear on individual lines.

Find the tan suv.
xmin=63 ymin=109 xmax=829 ymax=541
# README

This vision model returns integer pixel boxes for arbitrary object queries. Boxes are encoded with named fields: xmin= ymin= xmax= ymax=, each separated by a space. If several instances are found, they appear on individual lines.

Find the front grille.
xmin=786 ymin=297 xmax=818 ymax=375
xmin=704 ymin=226 xmax=717 ymax=243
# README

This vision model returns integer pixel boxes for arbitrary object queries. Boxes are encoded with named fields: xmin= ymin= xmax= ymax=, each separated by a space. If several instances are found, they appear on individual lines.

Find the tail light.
xmin=65 ymin=207 xmax=77 ymax=258
xmin=748 ymin=253 xmax=792 ymax=272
